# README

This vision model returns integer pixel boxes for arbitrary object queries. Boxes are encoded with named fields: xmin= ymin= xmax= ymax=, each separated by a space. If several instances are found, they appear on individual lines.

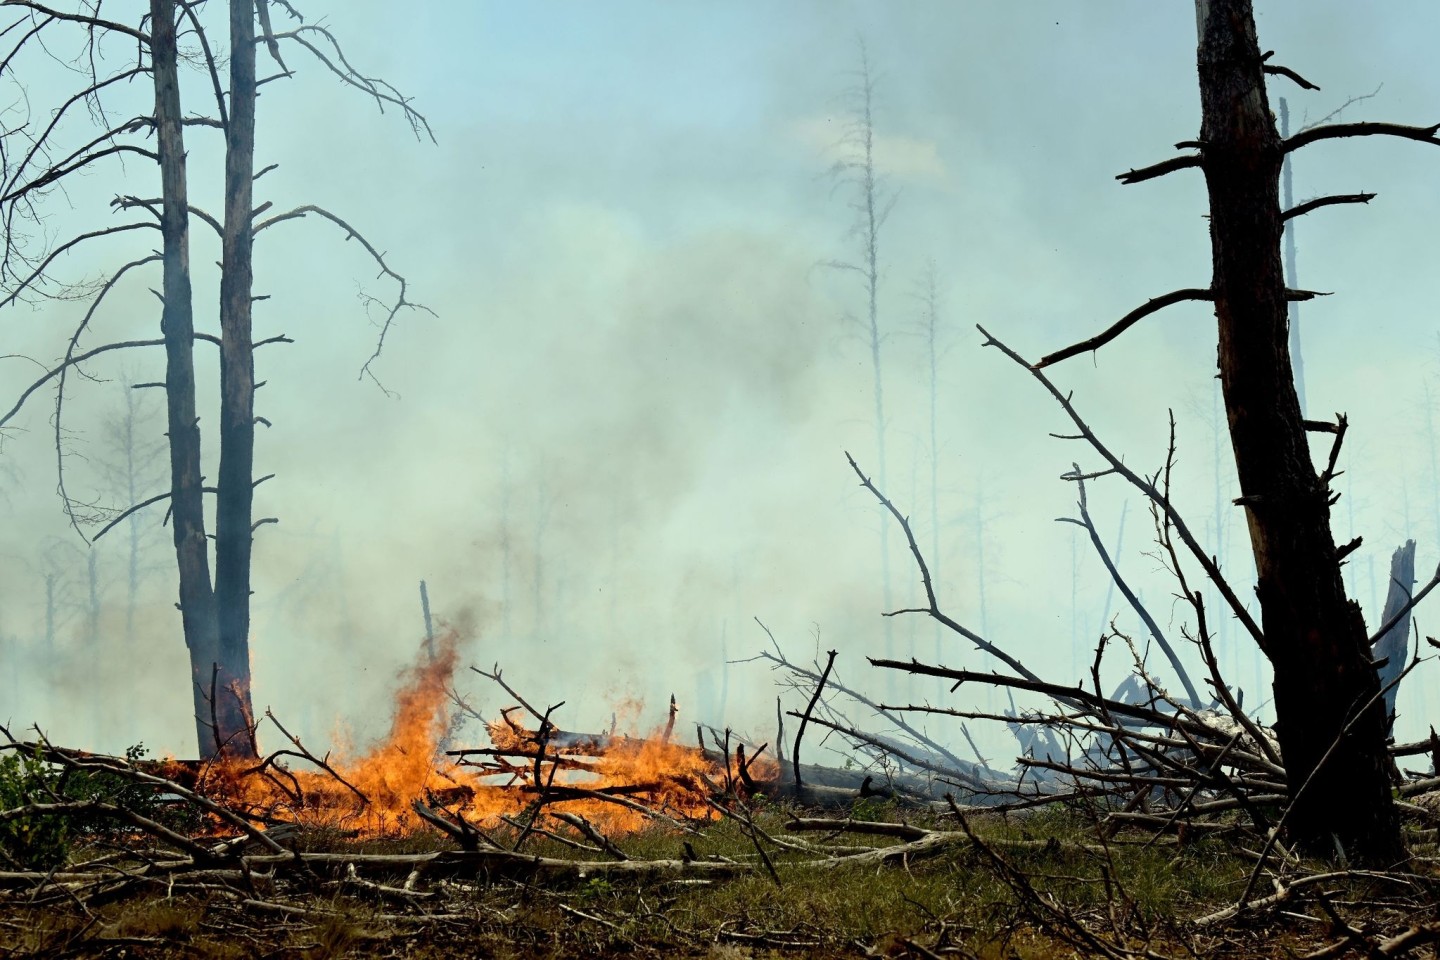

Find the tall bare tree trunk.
xmin=921 ymin=266 xmax=943 ymax=670
xmin=209 ymin=0 xmax=261 ymax=758
xmin=152 ymin=0 xmax=225 ymax=758
xmin=1196 ymin=0 xmax=1400 ymax=862
xmin=857 ymin=53 xmax=892 ymax=667
xmin=420 ymin=580 xmax=435 ymax=659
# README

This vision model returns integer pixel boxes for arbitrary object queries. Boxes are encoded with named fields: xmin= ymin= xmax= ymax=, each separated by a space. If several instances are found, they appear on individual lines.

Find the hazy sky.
xmin=4 ymin=2 xmax=1440 ymax=764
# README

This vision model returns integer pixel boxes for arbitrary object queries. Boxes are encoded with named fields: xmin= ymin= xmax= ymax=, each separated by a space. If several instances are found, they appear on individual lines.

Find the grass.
xmin=0 ymin=799 xmax=1428 ymax=958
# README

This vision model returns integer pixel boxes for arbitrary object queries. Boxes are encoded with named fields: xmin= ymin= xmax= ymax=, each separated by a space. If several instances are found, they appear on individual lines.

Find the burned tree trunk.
xmin=1373 ymin=540 xmax=1416 ymax=736
xmin=151 ymin=0 xmax=227 ymax=758
xmin=1195 ymin=0 xmax=1400 ymax=862
xmin=0 ymin=0 xmax=428 ymax=763
xmin=212 ymin=0 xmax=262 ymax=758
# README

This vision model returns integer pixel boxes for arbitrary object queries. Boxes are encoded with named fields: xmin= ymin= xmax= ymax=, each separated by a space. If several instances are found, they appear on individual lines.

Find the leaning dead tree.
xmin=1083 ymin=0 xmax=1424 ymax=863
xmin=0 ymin=0 xmax=430 ymax=759
xmin=814 ymin=0 xmax=1440 ymax=868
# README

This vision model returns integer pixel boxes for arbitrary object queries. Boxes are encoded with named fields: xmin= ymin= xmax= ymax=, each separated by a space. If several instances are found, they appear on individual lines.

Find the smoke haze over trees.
xmin=2 ymin=0 xmax=1439 ymax=774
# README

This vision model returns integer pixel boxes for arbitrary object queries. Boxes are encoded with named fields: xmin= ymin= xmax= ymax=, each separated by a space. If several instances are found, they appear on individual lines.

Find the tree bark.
xmin=1373 ymin=540 xmax=1416 ymax=736
xmin=210 ymin=0 xmax=261 ymax=758
xmin=151 ymin=0 xmax=226 ymax=759
xmin=1196 ymin=0 xmax=1401 ymax=863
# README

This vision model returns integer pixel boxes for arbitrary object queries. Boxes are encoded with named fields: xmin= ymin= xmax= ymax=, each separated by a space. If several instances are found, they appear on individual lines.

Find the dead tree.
xmin=827 ymin=44 xmax=895 ymax=668
xmin=833 ymin=1 xmax=1429 ymax=868
xmin=1035 ymin=0 xmax=1430 ymax=862
xmin=917 ymin=264 xmax=945 ymax=669
xmin=94 ymin=377 xmax=167 ymax=648
xmin=0 ymin=1 xmax=430 ymax=759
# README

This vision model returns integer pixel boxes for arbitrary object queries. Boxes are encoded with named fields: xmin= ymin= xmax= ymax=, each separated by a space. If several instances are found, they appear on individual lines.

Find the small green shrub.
xmin=60 ymin=743 xmax=200 ymax=838
xmin=851 ymin=794 xmax=897 ymax=822
xmin=0 ymin=743 xmax=197 ymax=869
xmin=0 ymin=746 xmax=70 ymax=869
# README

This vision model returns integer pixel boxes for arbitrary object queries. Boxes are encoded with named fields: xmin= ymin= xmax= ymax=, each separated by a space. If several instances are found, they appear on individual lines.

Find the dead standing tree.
xmin=1030 ymin=0 xmax=1440 ymax=862
xmin=916 ymin=263 xmax=946 ymax=670
xmin=0 ymin=0 xmax=431 ymax=759
xmin=93 ymin=375 xmax=168 ymax=648
xmin=826 ymin=45 xmax=897 ymax=670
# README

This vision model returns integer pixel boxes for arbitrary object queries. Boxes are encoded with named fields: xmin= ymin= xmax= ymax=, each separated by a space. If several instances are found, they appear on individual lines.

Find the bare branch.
xmin=2 ymin=339 xmax=158 ymax=429
xmin=1116 ymin=153 xmax=1203 ymax=185
xmin=1322 ymin=411 xmax=1349 ymax=481
xmin=264 ymin=24 xmax=433 ymax=143
xmin=253 ymin=204 xmax=432 ymax=391
xmin=2 ymin=142 xmax=159 ymax=207
xmin=111 ymin=195 xmax=223 ymax=236
xmin=51 ymin=254 xmax=162 ymax=537
xmin=0 ymin=222 xmax=158 ymax=309
xmin=1 ymin=332 xmax=222 ymax=429
xmin=1062 ymin=463 xmax=1201 ymax=706
xmin=254 ymin=0 xmax=287 ymax=71
xmin=1035 ymin=288 xmax=1213 ymax=369
xmin=1286 ymin=121 xmax=1440 ymax=154
xmin=1262 ymin=63 xmax=1319 ymax=91
xmin=0 ymin=1 xmax=149 ymax=43
xmin=1367 ymin=561 xmax=1440 ymax=648
xmin=178 ymin=0 xmax=228 ymax=131
xmin=790 ymin=649 xmax=836 ymax=799
xmin=846 ymin=451 xmax=1045 ymax=682
xmin=979 ymin=325 xmax=1266 ymax=651
xmin=1283 ymin=192 xmax=1376 ymax=221
xmin=93 ymin=474 xmax=275 ymax=542
xmin=1296 ymin=85 xmax=1383 ymax=134
xmin=0 ymin=67 xmax=147 ymax=203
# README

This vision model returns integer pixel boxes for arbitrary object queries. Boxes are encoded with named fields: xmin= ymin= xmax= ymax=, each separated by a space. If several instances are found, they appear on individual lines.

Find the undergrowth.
xmin=0 ymin=799 xmax=1342 ymax=958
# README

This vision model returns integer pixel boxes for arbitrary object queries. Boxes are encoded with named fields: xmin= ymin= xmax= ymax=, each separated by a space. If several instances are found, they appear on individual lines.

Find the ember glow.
xmin=177 ymin=631 xmax=769 ymax=837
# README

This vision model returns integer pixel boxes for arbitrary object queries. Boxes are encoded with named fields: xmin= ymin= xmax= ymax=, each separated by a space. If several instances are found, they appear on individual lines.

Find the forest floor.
xmin=3 ymin=800 xmax=1435 ymax=959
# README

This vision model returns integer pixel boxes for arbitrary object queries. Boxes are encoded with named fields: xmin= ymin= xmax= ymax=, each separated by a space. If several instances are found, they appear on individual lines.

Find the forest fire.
xmin=173 ymin=632 xmax=770 ymax=838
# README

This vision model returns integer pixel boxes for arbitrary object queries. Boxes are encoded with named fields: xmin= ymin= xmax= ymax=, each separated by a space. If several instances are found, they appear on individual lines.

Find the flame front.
xmin=179 ymin=631 xmax=765 ymax=837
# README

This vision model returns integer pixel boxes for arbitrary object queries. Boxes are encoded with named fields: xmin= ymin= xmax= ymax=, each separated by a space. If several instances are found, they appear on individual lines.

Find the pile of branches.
xmin=0 ymin=720 xmax=997 ymax=952
xmin=742 ymin=326 xmax=1440 ymax=956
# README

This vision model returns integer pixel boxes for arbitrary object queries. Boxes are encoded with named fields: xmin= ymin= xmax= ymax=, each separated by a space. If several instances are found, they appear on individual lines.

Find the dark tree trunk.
xmin=151 ymin=0 xmax=226 ymax=759
xmin=420 ymin=580 xmax=435 ymax=659
xmin=1196 ymin=0 xmax=1401 ymax=863
xmin=211 ymin=0 xmax=260 ymax=758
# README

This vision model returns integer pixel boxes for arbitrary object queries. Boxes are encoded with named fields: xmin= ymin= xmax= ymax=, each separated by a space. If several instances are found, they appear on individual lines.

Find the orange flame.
xmin=181 ymin=630 xmax=770 ymax=837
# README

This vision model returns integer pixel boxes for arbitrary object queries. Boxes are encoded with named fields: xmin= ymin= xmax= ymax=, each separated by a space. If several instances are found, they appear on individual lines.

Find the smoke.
xmin=6 ymin=1 xmax=1440 ymax=760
